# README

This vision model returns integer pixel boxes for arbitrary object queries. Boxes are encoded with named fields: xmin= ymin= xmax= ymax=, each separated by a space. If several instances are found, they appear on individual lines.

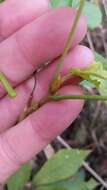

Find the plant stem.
xmin=52 ymin=0 xmax=85 ymax=81
xmin=0 ymin=73 xmax=16 ymax=98
xmin=19 ymin=93 xmax=107 ymax=121
xmin=49 ymin=94 xmax=107 ymax=101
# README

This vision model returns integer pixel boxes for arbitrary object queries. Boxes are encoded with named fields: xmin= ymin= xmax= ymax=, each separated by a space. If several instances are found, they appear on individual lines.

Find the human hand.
xmin=0 ymin=0 xmax=93 ymax=183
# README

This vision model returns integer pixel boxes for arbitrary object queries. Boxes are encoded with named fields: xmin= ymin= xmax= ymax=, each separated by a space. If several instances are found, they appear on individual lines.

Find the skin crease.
xmin=0 ymin=8 xmax=87 ymax=97
xmin=0 ymin=0 xmax=94 ymax=183
xmin=0 ymin=0 xmax=49 ymax=41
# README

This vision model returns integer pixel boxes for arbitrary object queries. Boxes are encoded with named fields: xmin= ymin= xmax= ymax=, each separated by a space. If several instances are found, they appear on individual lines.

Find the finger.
xmin=0 ymin=0 xmax=49 ymax=41
xmin=0 ymin=85 xmax=84 ymax=183
xmin=0 ymin=46 xmax=93 ymax=132
xmin=0 ymin=46 xmax=93 ymax=133
xmin=0 ymin=8 xmax=87 ymax=97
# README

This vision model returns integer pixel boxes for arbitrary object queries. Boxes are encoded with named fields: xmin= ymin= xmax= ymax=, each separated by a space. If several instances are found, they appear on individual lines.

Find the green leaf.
xmin=33 ymin=149 xmax=89 ymax=186
xmin=50 ymin=0 xmax=73 ymax=8
xmin=71 ymin=0 xmax=80 ymax=8
xmin=86 ymin=179 xmax=98 ymax=190
xmin=83 ymin=2 xmax=102 ymax=30
xmin=35 ymin=171 xmax=97 ymax=190
xmin=70 ymin=61 xmax=107 ymax=102
xmin=37 ymin=178 xmax=88 ymax=190
xmin=95 ymin=52 xmax=107 ymax=70
xmin=72 ymin=1 xmax=102 ymax=30
xmin=93 ymin=54 xmax=107 ymax=101
xmin=70 ymin=62 xmax=107 ymax=89
xmin=36 ymin=172 xmax=91 ymax=190
xmin=80 ymin=80 xmax=94 ymax=89
xmin=50 ymin=0 xmax=102 ymax=30
xmin=51 ymin=0 xmax=102 ymax=30
xmin=7 ymin=163 xmax=32 ymax=190
xmin=81 ymin=53 xmax=107 ymax=92
xmin=99 ymin=80 xmax=107 ymax=100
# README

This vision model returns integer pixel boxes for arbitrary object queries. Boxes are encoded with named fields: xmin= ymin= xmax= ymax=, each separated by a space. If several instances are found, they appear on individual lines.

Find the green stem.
xmin=0 ymin=73 xmax=16 ymax=98
xmin=49 ymin=94 xmax=107 ymax=101
xmin=52 ymin=0 xmax=85 ymax=80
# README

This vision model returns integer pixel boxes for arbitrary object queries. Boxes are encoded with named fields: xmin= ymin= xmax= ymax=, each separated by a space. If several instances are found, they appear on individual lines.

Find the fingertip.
xmin=36 ymin=0 xmax=50 ymax=14
xmin=61 ymin=45 xmax=94 ymax=74
xmin=74 ymin=45 xmax=94 ymax=68
xmin=73 ymin=45 xmax=94 ymax=68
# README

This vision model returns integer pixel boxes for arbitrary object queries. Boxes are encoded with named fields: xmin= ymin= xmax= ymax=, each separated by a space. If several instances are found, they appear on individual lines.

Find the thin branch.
xmin=103 ymin=0 xmax=107 ymax=16
xmin=57 ymin=136 xmax=71 ymax=149
xmin=90 ymin=101 xmax=102 ymax=129
xmin=83 ymin=162 xmax=107 ymax=189
xmin=87 ymin=32 xmax=95 ymax=53
xmin=44 ymin=144 xmax=55 ymax=159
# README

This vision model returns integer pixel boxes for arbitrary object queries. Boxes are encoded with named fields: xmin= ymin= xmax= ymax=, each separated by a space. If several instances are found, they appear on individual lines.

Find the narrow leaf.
xmin=7 ymin=163 xmax=32 ymax=190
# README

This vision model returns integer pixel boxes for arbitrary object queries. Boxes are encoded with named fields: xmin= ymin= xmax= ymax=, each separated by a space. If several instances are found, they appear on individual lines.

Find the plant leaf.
xmin=93 ymin=55 xmax=107 ymax=102
xmin=70 ymin=62 xmax=107 ymax=89
xmin=33 ymin=149 xmax=89 ymax=186
xmin=95 ymin=52 xmax=107 ymax=70
xmin=50 ymin=0 xmax=102 ymax=30
xmin=72 ymin=1 xmax=102 ymax=30
xmin=86 ymin=179 xmax=98 ymax=190
xmin=82 ymin=2 xmax=102 ymax=30
xmin=99 ymin=80 xmax=107 ymax=101
xmin=7 ymin=163 xmax=32 ymax=190
xmin=35 ymin=173 xmax=88 ymax=190
xmin=81 ymin=53 xmax=107 ymax=91
xmin=34 ymin=169 xmax=97 ymax=190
